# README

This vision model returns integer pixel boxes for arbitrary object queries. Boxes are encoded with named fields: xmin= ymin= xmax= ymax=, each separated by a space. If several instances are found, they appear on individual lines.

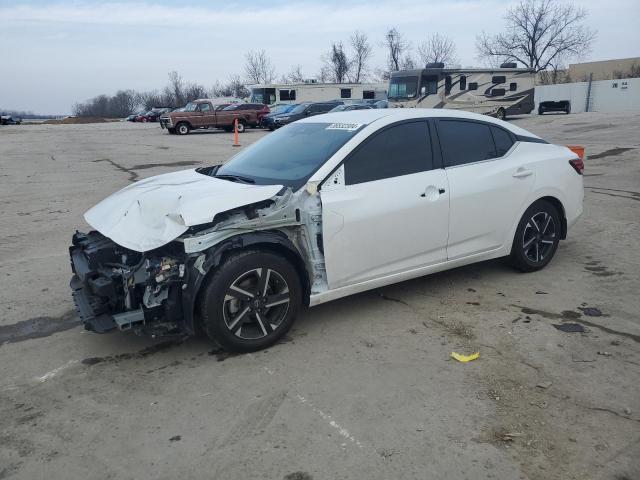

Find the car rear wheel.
xmin=199 ymin=250 xmax=302 ymax=352
xmin=509 ymin=200 xmax=561 ymax=272
xmin=538 ymin=106 xmax=545 ymax=115
xmin=235 ymin=120 xmax=246 ymax=133
xmin=496 ymin=108 xmax=506 ymax=121
xmin=176 ymin=122 xmax=190 ymax=135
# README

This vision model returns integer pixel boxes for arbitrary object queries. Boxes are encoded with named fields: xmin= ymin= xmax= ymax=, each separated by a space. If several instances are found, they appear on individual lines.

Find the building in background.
xmin=568 ymin=57 xmax=640 ymax=82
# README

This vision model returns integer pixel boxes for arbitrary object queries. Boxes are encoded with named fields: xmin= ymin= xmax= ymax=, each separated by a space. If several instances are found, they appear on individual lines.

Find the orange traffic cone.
xmin=233 ymin=118 xmax=241 ymax=147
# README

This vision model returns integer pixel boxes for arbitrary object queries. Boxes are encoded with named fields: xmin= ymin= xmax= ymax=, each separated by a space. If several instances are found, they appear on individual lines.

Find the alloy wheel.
xmin=522 ymin=211 xmax=556 ymax=263
xmin=222 ymin=268 xmax=290 ymax=340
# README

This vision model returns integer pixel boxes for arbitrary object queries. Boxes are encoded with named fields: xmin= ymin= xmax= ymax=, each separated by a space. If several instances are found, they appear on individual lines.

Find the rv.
xmin=388 ymin=63 xmax=535 ymax=119
xmin=249 ymin=81 xmax=387 ymax=106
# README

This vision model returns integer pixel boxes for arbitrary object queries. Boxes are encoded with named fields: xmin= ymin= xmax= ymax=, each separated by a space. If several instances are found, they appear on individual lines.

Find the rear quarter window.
xmin=491 ymin=126 xmax=515 ymax=156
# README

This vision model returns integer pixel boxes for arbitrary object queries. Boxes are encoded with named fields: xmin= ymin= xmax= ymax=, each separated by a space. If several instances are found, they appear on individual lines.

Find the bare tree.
xmin=418 ymin=33 xmax=458 ymax=66
xmin=287 ymin=65 xmax=305 ymax=83
xmin=183 ymin=83 xmax=208 ymax=103
xmin=383 ymin=27 xmax=410 ymax=73
xmin=244 ymin=50 xmax=276 ymax=84
xmin=322 ymin=42 xmax=350 ymax=83
xmin=476 ymin=0 xmax=596 ymax=72
xmin=164 ymin=71 xmax=185 ymax=107
xmin=211 ymin=75 xmax=250 ymax=98
xmin=349 ymin=31 xmax=373 ymax=82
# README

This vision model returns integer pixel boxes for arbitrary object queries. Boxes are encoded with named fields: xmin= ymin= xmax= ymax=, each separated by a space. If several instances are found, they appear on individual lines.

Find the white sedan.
xmin=70 ymin=109 xmax=584 ymax=351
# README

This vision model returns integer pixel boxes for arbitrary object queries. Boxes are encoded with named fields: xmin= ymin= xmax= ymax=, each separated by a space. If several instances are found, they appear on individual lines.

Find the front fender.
xmin=180 ymin=230 xmax=310 ymax=334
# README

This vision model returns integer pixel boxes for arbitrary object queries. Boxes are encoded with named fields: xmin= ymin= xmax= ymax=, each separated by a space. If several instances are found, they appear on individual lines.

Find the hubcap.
xmin=522 ymin=212 xmax=556 ymax=263
xmin=222 ymin=268 xmax=290 ymax=340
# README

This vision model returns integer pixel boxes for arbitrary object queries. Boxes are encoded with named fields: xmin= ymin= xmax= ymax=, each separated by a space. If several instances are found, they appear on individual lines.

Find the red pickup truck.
xmin=159 ymin=99 xmax=269 ymax=135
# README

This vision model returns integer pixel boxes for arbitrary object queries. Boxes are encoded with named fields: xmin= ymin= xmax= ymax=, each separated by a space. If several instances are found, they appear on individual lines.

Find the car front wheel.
xmin=199 ymin=250 xmax=302 ymax=352
xmin=176 ymin=123 xmax=190 ymax=135
xmin=509 ymin=200 xmax=561 ymax=272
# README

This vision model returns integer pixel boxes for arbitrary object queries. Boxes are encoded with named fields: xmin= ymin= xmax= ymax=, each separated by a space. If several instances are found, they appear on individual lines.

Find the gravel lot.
xmin=1 ymin=113 xmax=639 ymax=480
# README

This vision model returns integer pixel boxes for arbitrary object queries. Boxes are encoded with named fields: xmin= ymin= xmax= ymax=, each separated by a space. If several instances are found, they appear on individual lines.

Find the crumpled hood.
xmin=84 ymin=169 xmax=283 ymax=252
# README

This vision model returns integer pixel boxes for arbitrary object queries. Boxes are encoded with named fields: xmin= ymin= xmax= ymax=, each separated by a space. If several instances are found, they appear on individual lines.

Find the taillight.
xmin=569 ymin=158 xmax=584 ymax=175
xmin=566 ymin=145 xmax=585 ymax=175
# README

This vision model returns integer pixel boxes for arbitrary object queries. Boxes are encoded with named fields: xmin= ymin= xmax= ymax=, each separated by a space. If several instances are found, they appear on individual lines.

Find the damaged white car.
xmin=70 ymin=109 xmax=584 ymax=351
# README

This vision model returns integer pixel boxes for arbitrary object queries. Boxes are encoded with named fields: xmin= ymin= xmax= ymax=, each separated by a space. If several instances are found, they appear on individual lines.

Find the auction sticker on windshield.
xmin=326 ymin=122 xmax=363 ymax=131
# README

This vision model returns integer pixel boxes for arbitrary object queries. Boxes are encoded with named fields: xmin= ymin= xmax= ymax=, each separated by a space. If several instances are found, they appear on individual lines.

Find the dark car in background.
xmin=329 ymin=103 xmax=373 ymax=112
xmin=538 ymin=100 xmax=571 ymax=115
xmin=1 ymin=115 xmax=22 ymax=125
xmin=262 ymin=103 xmax=299 ymax=130
xmin=271 ymin=101 xmax=343 ymax=129
xmin=135 ymin=107 xmax=172 ymax=122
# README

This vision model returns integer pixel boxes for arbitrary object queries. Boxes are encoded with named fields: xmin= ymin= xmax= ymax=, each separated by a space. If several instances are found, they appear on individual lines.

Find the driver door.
xmin=320 ymin=121 xmax=450 ymax=289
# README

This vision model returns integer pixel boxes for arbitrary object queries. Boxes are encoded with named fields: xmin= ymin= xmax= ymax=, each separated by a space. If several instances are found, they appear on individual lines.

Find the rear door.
xmin=436 ymin=119 xmax=535 ymax=259
xmin=321 ymin=120 xmax=450 ymax=289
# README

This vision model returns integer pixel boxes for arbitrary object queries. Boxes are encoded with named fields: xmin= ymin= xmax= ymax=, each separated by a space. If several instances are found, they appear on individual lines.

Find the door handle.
xmin=420 ymin=186 xmax=446 ymax=198
xmin=513 ymin=169 xmax=533 ymax=179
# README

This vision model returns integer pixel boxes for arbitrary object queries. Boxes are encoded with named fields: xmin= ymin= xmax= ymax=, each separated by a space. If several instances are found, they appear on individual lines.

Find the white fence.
xmin=534 ymin=77 xmax=640 ymax=113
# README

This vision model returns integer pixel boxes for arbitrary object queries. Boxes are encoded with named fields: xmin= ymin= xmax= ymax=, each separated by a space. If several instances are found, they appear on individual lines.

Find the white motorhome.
xmin=249 ymin=81 xmax=387 ymax=105
xmin=388 ymin=63 xmax=535 ymax=119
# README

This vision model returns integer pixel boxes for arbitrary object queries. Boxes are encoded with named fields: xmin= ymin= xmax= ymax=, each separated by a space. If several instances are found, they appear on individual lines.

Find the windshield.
xmin=272 ymin=104 xmax=295 ymax=115
xmin=288 ymin=104 xmax=309 ymax=114
xmin=184 ymin=102 xmax=198 ymax=112
xmin=250 ymin=89 xmax=265 ymax=104
xmin=330 ymin=105 xmax=348 ymax=112
xmin=388 ymin=76 xmax=418 ymax=99
xmin=215 ymin=122 xmax=363 ymax=189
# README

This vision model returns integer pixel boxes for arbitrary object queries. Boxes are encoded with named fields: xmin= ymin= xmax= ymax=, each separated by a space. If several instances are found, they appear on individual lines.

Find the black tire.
xmin=199 ymin=250 xmax=302 ymax=352
xmin=176 ymin=122 xmax=190 ymax=135
xmin=565 ymin=104 xmax=571 ymax=114
xmin=236 ymin=120 xmax=246 ymax=133
xmin=496 ymin=108 xmax=506 ymax=121
xmin=509 ymin=200 xmax=561 ymax=272
xmin=167 ymin=127 xmax=176 ymax=134
xmin=538 ymin=106 xmax=544 ymax=115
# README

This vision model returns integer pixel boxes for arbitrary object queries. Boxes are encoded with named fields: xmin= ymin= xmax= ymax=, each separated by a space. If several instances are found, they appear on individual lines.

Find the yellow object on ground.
xmin=451 ymin=351 xmax=480 ymax=363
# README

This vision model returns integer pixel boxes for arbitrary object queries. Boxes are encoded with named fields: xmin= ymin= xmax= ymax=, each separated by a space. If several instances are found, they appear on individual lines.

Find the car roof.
xmin=297 ymin=108 xmax=540 ymax=138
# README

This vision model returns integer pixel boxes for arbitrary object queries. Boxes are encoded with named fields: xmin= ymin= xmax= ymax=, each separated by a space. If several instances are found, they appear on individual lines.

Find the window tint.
xmin=492 ymin=75 xmax=506 ymax=83
xmin=491 ymin=126 xmax=514 ymax=156
xmin=510 ymin=82 xmax=517 ymax=91
xmin=491 ymin=88 xmax=506 ymax=96
xmin=445 ymin=75 xmax=452 ymax=94
xmin=468 ymin=82 xmax=478 ymax=90
xmin=345 ymin=121 xmax=433 ymax=185
xmin=460 ymin=75 xmax=467 ymax=90
xmin=340 ymin=88 xmax=352 ymax=99
xmin=438 ymin=120 xmax=497 ymax=166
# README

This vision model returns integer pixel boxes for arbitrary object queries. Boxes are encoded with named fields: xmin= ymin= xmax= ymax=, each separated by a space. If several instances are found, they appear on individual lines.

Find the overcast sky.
xmin=1 ymin=0 xmax=638 ymax=115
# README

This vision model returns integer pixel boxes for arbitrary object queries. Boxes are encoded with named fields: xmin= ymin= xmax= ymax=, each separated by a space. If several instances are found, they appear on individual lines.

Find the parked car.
xmin=271 ymin=101 xmax=343 ymax=129
xmin=144 ymin=108 xmax=173 ymax=122
xmin=329 ymin=103 xmax=372 ymax=112
xmin=539 ymin=100 xmax=571 ymax=115
xmin=126 ymin=113 xmax=141 ymax=122
xmin=69 ymin=109 xmax=584 ymax=352
xmin=262 ymin=104 xmax=299 ymax=130
xmin=158 ymin=98 xmax=260 ymax=135
xmin=221 ymin=103 xmax=270 ymax=127
xmin=1 ymin=115 xmax=22 ymax=125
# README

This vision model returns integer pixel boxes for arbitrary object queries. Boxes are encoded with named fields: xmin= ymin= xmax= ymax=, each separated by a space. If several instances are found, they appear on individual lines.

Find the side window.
xmin=363 ymin=90 xmax=375 ymax=99
xmin=341 ymin=89 xmax=352 ymax=99
xmin=279 ymin=90 xmax=291 ymax=101
xmin=199 ymin=103 xmax=211 ymax=112
xmin=510 ymin=82 xmax=517 ymax=91
xmin=289 ymin=90 xmax=296 ymax=100
xmin=438 ymin=120 xmax=496 ymax=167
xmin=445 ymin=75 xmax=452 ymax=95
xmin=491 ymin=126 xmax=515 ymax=156
xmin=468 ymin=82 xmax=478 ymax=90
xmin=319 ymin=104 xmax=336 ymax=113
xmin=345 ymin=121 xmax=433 ymax=185
xmin=492 ymin=75 xmax=506 ymax=84
xmin=491 ymin=88 xmax=506 ymax=96
xmin=460 ymin=75 xmax=467 ymax=90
